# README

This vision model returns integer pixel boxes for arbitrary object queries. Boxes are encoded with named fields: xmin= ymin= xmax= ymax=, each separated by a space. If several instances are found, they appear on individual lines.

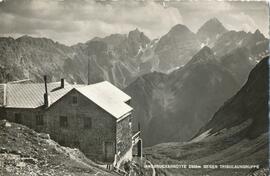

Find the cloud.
xmin=0 ymin=0 xmax=268 ymax=45
xmin=226 ymin=12 xmax=257 ymax=32
xmin=0 ymin=0 xmax=183 ymax=45
xmin=168 ymin=1 xmax=268 ymax=37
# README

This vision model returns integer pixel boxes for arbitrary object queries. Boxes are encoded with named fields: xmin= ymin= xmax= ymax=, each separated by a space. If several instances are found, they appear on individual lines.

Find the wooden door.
xmin=104 ymin=142 xmax=114 ymax=161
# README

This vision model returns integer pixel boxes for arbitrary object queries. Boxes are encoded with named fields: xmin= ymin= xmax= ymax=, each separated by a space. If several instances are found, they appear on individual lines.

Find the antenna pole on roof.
xmin=44 ymin=75 xmax=48 ymax=94
xmin=87 ymin=58 xmax=90 ymax=85
xmin=43 ymin=75 xmax=51 ymax=107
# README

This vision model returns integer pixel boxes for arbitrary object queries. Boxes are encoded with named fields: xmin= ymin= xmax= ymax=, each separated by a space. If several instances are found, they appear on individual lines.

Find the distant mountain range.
xmin=144 ymin=56 xmax=269 ymax=176
xmin=0 ymin=36 xmax=73 ymax=82
xmin=124 ymin=19 xmax=268 ymax=146
xmin=0 ymin=18 xmax=267 ymax=88
xmin=0 ymin=18 xmax=268 ymax=147
xmin=126 ymin=46 xmax=248 ymax=146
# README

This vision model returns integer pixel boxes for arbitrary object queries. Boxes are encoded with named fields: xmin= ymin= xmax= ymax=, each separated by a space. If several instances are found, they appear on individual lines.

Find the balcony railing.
xmin=132 ymin=131 xmax=140 ymax=145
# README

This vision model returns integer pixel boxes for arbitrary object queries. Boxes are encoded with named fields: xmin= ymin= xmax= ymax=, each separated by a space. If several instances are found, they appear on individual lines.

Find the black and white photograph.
xmin=0 ymin=0 xmax=269 ymax=175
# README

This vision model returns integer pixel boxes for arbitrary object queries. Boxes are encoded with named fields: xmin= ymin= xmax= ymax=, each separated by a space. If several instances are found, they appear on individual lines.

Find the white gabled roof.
xmin=3 ymin=82 xmax=83 ymax=108
xmin=1 ymin=80 xmax=132 ymax=119
xmin=75 ymin=81 xmax=132 ymax=119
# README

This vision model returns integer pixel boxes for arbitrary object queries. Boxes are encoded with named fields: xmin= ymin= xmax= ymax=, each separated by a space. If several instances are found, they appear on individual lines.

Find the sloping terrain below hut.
xmin=0 ymin=120 xmax=119 ymax=176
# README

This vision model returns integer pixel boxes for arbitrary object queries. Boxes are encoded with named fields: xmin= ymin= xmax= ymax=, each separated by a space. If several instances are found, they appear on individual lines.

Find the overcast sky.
xmin=0 ymin=0 xmax=268 ymax=45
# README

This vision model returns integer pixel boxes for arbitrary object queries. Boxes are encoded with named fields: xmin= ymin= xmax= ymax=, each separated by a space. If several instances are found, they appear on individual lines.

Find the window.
xmin=129 ymin=118 xmax=132 ymax=128
xmin=59 ymin=116 xmax=68 ymax=128
xmin=71 ymin=95 xmax=78 ymax=105
xmin=84 ymin=117 xmax=92 ymax=129
xmin=36 ymin=115 xmax=44 ymax=126
xmin=14 ymin=113 xmax=22 ymax=123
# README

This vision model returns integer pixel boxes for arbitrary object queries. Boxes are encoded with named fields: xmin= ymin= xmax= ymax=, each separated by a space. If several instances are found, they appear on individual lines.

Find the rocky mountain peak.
xmin=128 ymin=28 xmax=150 ymax=44
xmin=168 ymin=24 xmax=192 ymax=36
xmin=253 ymin=29 xmax=265 ymax=39
xmin=15 ymin=35 xmax=58 ymax=47
xmin=129 ymin=28 xmax=140 ymax=34
xmin=207 ymin=17 xmax=222 ymax=24
xmin=154 ymin=23 xmax=200 ymax=71
xmin=254 ymin=29 xmax=262 ymax=35
xmin=198 ymin=18 xmax=227 ymax=33
xmin=16 ymin=35 xmax=34 ymax=42
xmin=97 ymin=33 xmax=127 ymax=47
xmin=197 ymin=18 xmax=228 ymax=45
xmin=17 ymin=35 xmax=30 ymax=39
xmin=89 ymin=36 xmax=102 ymax=42
xmin=17 ymin=35 xmax=47 ymax=41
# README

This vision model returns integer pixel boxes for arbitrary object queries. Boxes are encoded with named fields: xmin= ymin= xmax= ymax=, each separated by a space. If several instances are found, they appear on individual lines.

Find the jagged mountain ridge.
xmin=0 ymin=20 xmax=267 ymax=147
xmin=70 ymin=29 xmax=152 ymax=87
xmin=212 ymin=29 xmax=268 ymax=58
xmin=0 ymin=18 xmax=267 ymax=89
xmin=143 ymin=57 xmax=269 ymax=176
xmin=0 ymin=36 xmax=74 ymax=82
xmin=0 ymin=29 xmax=152 ymax=88
xmin=81 ymin=18 xmax=267 ymax=83
xmin=124 ymin=20 xmax=268 ymax=146
xmin=125 ymin=46 xmax=244 ymax=146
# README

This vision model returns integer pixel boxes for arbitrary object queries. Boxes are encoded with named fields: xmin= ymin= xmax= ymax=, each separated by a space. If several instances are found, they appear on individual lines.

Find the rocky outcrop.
xmin=0 ymin=120 xmax=118 ymax=176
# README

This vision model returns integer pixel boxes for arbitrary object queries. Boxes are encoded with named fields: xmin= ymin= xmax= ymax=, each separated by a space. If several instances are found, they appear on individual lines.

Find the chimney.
xmin=44 ymin=76 xmax=48 ymax=94
xmin=44 ymin=93 xmax=51 ymax=107
xmin=43 ymin=75 xmax=50 ymax=107
xmin=60 ymin=78 xmax=65 ymax=88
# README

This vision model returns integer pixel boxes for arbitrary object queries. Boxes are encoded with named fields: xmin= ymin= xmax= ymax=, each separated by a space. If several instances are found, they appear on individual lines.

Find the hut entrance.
xmin=105 ymin=142 xmax=114 ymax=161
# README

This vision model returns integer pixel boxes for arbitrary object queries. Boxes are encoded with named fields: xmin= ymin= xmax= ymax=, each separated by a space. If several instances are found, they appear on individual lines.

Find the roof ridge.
xmin=3 ymin=81 xmax=132 ymax=119
xmin=74 ymin=81 xmax=132 ymax=118
xmin=7 ymin=79 xmax=32 ymax=84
